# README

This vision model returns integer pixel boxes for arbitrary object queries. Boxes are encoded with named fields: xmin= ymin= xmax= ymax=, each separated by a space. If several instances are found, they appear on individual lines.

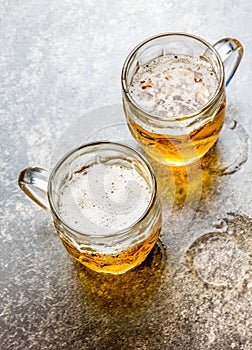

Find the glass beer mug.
xmin=18 ymin=142 xmax=162 ymax=274
xmin=121 ymin=33 xmax=243 ymax=165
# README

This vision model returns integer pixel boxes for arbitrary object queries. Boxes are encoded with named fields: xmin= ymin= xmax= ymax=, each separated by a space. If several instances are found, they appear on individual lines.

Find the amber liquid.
xmin=127 ymin=99 xmax=226 ymax=165
xmin=59 ymin=223 xmax=161 ymax=274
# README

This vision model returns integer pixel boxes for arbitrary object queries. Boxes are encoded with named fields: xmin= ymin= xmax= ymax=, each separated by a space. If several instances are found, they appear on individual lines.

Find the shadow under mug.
xmin=121 ymin=33 xmax=243 ymax=165
xmin=18 ymin=142 xmax=162 ymax=274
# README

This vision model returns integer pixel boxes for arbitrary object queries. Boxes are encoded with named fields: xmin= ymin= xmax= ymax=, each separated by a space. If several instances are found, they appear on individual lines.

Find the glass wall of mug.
xmin=121 ymin=33 xmax=226 ymax=165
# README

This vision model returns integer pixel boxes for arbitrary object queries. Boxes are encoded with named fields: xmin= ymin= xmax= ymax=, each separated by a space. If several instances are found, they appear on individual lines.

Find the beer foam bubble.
xmin=129 ymin=54 xmax=219 ymax=117
xmin=57 ymin=161 xmax=152 ymax=235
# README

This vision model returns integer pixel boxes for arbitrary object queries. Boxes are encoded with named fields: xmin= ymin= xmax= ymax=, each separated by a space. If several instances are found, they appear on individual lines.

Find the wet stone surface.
xmin=1 ymin=1 xmax=252 ymax=349
xmin=186 ymin=214 xmax=251 ymax=289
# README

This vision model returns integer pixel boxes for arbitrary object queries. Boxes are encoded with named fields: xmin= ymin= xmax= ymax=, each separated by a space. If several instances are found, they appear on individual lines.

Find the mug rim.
xmin=121 ymin=32 xmax=225 ymax=122
xmin=48 ymin=141 xmax=159 ymax=239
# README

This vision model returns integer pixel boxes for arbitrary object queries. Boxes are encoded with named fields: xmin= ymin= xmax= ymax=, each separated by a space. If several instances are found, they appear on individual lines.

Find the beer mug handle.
xmin=18 ymin=167 xmax=50 ymax=212
xmin=213 ymin=38 xmax=243 ymax=86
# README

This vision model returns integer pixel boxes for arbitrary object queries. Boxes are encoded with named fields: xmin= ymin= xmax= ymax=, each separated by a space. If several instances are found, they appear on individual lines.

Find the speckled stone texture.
xmin=1 ymin=1 xmax=251 ymax=349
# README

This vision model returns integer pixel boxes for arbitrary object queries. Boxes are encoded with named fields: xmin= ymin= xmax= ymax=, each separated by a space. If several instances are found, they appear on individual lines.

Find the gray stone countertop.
xmin=1 ymin=1 xmax=251 ymax=349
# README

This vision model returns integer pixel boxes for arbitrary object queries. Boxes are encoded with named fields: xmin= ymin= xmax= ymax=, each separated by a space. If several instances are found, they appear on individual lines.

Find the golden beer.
xmin=123 ymin=53 xmax=225 ymax=165
xmin=53 ymin=142 xmax=162 ymax=274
